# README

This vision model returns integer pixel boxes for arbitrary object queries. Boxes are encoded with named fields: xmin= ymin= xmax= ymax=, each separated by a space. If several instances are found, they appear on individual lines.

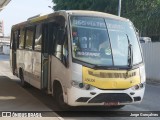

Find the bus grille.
xmin=88 ymin=93 xmax=132 ymax=103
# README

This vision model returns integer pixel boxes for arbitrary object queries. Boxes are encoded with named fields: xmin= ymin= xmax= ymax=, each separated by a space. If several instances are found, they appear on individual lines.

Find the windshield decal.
xmin=76 ymin=51 xmax=101 ymax=57
xmin=105 ymin=48 xmax=111 ymax=55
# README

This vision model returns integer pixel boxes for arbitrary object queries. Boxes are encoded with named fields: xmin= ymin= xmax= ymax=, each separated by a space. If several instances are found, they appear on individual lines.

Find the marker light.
xmin=79 ymin=83 xmax=84 ymax=88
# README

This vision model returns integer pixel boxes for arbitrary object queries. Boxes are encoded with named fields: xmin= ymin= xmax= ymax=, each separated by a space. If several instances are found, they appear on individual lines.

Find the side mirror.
xmin=57 ymin=28 xmax=65 ymax=45
xmin=135 ymin=28 xmax=140 ymax=37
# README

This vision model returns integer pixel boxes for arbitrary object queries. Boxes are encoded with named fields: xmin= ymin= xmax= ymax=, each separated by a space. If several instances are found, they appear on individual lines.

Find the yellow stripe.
xmin=82 ymin=66 xmax=140 ymax=89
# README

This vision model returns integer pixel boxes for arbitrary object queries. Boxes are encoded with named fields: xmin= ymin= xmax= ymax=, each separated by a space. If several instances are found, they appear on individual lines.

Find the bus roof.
xmin=66 ymin=10 xmax=128 ymax=21
xmin=12 ymin=10 xmax=129 ymax=29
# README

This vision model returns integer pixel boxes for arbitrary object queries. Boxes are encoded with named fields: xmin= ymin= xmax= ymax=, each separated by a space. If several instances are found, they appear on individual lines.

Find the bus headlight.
xmin=140 ymin=65 xmax=146 ymax=83
xmin=131 ymin=83 xmax=146 ymax=90
xmin=71 ymin=80 xmax=93 ymax=90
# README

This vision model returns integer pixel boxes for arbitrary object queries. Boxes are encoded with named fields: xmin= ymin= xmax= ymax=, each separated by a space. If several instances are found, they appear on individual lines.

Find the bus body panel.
xmin=17 ymin=50 xmax=41 ymax=89
xmin=51 ymin=56 xmax=71 ymax=103
xmin=71 ymin=63 xmax=82 ymax=83
xmin=31 ymin=51 xmax=41 ymax=89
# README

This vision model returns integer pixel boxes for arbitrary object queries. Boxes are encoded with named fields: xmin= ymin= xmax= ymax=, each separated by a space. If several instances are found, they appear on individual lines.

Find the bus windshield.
xmin=71 ymin=16 xmax=142 ymax=67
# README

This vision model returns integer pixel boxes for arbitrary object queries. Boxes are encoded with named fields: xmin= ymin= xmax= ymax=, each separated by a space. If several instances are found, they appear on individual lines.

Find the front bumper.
xmin=67 ymin=86 xmax=145 ymax=106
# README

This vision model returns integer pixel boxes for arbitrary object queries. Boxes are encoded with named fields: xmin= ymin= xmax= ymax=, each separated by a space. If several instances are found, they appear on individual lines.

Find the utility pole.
xmin=118 ymin=0 xmax=122 ymax=16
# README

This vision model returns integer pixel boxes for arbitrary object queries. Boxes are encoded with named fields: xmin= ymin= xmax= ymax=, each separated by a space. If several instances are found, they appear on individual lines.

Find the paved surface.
xmin=0 ymin=55 xmax=62 ymax=119
xmin=0 ymin=76 xmax=52 ymax=111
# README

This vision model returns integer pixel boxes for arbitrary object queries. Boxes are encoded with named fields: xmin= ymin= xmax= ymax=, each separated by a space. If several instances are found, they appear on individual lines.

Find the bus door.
xmin=11 ymin=30 xmax=20 ymax=75
xmin=41 ymin=22 xmax=55 ymax=90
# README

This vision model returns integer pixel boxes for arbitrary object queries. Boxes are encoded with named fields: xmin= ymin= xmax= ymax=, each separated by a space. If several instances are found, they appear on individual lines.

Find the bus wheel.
xmin=55 ymin=84 xmax=70 ymax=110
xmin=19 ymin=69 xmax=28 ymax=87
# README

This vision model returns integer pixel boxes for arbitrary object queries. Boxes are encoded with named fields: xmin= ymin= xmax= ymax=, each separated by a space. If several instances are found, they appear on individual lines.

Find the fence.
xmin=141 ymin=42 xmax=160 ymax=81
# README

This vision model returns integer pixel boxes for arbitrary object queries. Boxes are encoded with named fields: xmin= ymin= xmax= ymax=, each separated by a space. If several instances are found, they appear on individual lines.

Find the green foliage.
xmin=52 ymin=0 xmax=160 ymax=40
xmin=52 ymin=0 xmax=118 ymax=14
xmin=122 ymin=0 xmax=160 ymax=37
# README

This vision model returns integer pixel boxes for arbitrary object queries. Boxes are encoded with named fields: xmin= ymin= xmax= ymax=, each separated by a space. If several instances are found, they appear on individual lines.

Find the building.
xmin=0 ymin=0 xmax=11 ymax=12
xmin=0 ymin=37 xmax=10 ymax=54
xmin=0 ymin=0 xmax=11 ymax=54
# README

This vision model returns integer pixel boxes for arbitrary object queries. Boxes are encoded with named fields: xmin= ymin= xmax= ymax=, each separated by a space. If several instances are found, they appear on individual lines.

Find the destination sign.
xmin=71 ymin=17 xmax=126 ymax=30
xmin=72 ymin=19 xmax=106 ymax=28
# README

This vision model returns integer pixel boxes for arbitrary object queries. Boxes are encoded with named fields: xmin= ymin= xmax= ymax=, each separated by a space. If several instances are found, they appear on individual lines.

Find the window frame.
xmin=19 ymin=28 xmax=26 ymax=50
xmin=24 ymin=25 xmax=36 ymax=50
xmin=34 ymin=24 xmax=42 ymax=52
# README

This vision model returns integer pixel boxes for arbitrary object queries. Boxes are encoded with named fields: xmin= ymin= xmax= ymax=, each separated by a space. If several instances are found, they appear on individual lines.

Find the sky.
xmin=0 ymin=0 xmax=53 ymax=36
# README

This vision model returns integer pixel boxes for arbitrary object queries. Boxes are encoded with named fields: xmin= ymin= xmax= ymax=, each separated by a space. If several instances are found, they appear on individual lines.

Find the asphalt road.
xmin=0 ymin=54 xmax=160 ymax=120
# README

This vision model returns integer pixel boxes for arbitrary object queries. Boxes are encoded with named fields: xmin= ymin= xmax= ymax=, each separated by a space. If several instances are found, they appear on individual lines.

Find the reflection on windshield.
xmin=105 ymin=19 xmax=142 ymax=65
xmin=71 ymin=17 xmax=113 ymax=66
xmin=108 ymin=30 xmax=128 ymax=66
xmin=71 ymin=16 xmax=142 ymax=67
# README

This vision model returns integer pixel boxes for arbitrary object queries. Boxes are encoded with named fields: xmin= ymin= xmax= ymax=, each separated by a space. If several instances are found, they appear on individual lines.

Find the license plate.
xmin=104 ymin=102 xmax=119 ymax=106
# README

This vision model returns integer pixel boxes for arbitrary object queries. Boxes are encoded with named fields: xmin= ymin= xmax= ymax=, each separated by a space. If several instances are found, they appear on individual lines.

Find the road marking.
xmin=0 ymin=96 xmax=16 ymax=100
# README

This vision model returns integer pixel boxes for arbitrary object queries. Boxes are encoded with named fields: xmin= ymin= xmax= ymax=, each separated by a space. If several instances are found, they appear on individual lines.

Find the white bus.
xmin=10 ymin=10 xmax=146 ymax=109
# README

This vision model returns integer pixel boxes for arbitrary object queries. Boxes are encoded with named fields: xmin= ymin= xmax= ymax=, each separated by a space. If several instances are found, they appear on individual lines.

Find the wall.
xmin=141 ymin=42 xmax=160 ymax=81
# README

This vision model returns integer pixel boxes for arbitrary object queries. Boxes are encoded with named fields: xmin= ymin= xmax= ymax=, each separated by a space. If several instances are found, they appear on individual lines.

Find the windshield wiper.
xmin=126 ymin=34 xmax=133 ymax=68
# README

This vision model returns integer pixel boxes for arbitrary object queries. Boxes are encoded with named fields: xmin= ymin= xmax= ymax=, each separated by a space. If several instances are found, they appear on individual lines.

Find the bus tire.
xmin=19 ymin=69 xmax=28 ymax=87
xmin=54 ymin=82 xmax=70 ymax=110
xmin=109 ymin=105 xmax=125 ymax=110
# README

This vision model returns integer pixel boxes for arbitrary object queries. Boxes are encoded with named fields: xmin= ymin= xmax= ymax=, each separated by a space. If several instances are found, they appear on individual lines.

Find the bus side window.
xmin=12 ymin=30 xmax=20 ymax=50
xmin=25 ymin=26 xmax=35 ymax=50
xmin=48 ymin=22 xmax=56 ymax=54
xmin=54 ymin=26 xmax=63 ymax=60
xmin=52 ymin=25 xmax=59 ymax=54
xmin=19 ymin=28 xmax=25 ymax=49
xmin=15 ymin=30 xmax=20 ymax=49
xmin=34 ymin=24 xmax=42 ymax=51
xmin=54 ymin=26 xmax=68 ymax=66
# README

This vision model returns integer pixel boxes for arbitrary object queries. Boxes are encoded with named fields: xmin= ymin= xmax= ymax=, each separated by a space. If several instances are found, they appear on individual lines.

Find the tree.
xmin=53 ymin=0 xmax=119 ymax=14
xmin=52 ymin=0 xmax=160 ymax=41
